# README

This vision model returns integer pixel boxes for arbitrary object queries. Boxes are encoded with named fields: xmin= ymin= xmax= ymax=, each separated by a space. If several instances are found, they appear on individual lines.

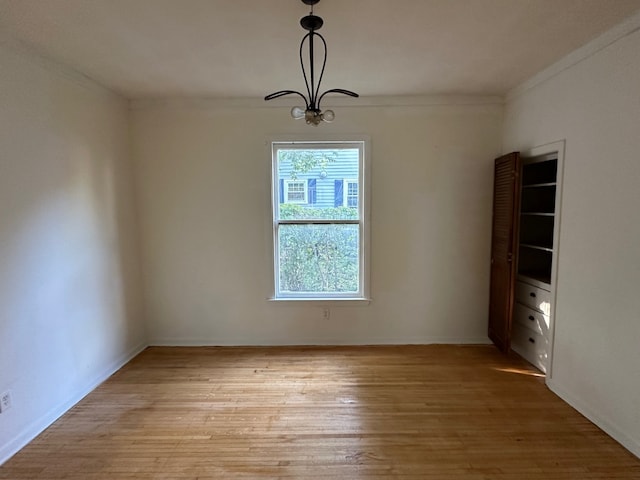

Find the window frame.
xmin=270 ymin=139 xmax=370 ymax=302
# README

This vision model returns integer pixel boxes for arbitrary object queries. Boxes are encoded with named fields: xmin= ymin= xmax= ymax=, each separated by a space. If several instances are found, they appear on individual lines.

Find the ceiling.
xmin=1 ymin=0 xmax=639 ymax=99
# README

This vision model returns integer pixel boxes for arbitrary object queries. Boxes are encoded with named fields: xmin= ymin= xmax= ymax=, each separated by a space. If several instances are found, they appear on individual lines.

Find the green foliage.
xmin=278 ymin=204 xmax=359 ymax=293
xmin=278 ymin=150 xmax=338 ymax=179
xmin=279 ymin=204 xmax=358 ymax=220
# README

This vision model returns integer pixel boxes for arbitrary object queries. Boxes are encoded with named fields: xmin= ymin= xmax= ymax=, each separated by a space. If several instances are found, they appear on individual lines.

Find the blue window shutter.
xmin=279 ymin=179 xmax=284 ymax=203
xmin=334 ymin=179 xmax=343 ymax=207
xmin=308 ymin=179 xmax=316 ymax=204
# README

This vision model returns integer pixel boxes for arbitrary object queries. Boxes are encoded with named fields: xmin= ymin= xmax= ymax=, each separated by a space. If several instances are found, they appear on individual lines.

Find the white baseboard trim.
xmin=148 ymin=336 xmax=492 ymax=347
xmin=0 ymin=341 xmax=147 ymax=466
xmin=546 ymin=378 xmax=640 ymax=459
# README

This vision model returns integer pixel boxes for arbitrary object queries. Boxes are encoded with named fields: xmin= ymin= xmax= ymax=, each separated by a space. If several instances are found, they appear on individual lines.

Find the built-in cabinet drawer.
xmin=511 ymin=323 xmax=549 ymax=373
xmin=513 ymin=303 xmax=549 ymax=336
xmin=513 ymin=281 xmax=551 ymax=373
xmin=515 ymin=281 xmax=551 ymax=315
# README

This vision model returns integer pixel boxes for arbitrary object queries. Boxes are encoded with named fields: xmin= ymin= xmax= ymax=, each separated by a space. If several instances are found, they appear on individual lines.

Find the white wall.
xmin=503 ymin=16 xmax=640 ymax=457
xmin=0 ymin=43 xmax=145 ymax=463
xmin=132 ymin=98 xmax=502 ymax=346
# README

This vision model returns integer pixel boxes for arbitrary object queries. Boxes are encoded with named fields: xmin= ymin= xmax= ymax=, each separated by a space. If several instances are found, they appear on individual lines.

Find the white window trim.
xmin=284 ymin=179 xmax=308 ymax=204
xmin=270 ymin=139 xmax=371 ymax=302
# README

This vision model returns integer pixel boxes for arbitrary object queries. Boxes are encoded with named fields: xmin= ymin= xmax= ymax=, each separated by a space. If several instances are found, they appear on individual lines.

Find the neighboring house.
xmin=277 ymin=149 xmax=359 ymax=208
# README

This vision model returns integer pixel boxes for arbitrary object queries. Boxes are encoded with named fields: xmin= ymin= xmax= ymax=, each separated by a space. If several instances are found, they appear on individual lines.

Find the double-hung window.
xmin=271 ymin=140 xmax=368 ymax=300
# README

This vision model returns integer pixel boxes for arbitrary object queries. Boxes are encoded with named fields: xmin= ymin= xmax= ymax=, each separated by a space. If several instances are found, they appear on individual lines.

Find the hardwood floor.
xmin=1 ymin=345 xmax=639 ymax=479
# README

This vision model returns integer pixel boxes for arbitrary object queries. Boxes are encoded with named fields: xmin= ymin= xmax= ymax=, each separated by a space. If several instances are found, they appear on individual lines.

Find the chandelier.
xmin=264 ymin=0 xmax=359 ymax=126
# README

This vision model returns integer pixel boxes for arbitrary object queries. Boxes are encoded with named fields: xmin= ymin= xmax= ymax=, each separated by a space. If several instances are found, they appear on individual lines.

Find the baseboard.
xmin=148 ymin=336 xmax=492 ymax=347
xmin=0 ymin=341 xmax=147 ymax=466
xmin=547 ymin=378 xmax=640 ymax=459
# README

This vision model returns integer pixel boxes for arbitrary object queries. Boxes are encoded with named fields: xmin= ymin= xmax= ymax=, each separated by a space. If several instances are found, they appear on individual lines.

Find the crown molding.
xmin=0 ymin=36 xmax=123 ymax=101
xmin=129 ymin=94 xmax=504 ymax=111
xmin=507 ymin=9 xmax=640 ymax=101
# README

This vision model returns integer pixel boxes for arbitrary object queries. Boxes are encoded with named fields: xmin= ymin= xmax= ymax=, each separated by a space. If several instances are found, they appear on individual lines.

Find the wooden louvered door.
xmin=488 ymin=152 xmax=520 ymax=353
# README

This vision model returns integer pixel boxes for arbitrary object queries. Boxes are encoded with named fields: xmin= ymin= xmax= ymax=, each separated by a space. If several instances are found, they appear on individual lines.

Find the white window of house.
xmin=344 ymin=179 xmax=359 ymax=208
xmin=271 ymin=140 xmax=369 ymax=300
xmin=284 ymin=180 xmax=308 ymax=203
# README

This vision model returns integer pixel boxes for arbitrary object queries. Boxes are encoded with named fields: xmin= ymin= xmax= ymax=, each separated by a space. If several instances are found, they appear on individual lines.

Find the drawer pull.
xmin=528 ymin=315 xmax=535 ymax=321
xmin=529 ymin=292 xmax=537 ymax=298
xmin=528 ymin=337 xmax=535 ymax=344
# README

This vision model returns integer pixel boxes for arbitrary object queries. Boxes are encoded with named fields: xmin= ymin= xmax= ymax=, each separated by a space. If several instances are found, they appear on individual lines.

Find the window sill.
xmin=268 ymin=297 xmax=371 ymax=306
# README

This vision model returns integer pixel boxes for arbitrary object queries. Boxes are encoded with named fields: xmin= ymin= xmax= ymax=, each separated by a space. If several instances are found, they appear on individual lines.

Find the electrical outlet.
xmin=0 ymin=391 xmax=12 ymax=413
xmin=323 ymin=308 xmax=330 ymax=319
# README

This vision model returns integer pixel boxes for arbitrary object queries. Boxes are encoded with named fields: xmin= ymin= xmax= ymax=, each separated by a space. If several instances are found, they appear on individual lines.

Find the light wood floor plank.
xmin=1 ymin=345 xmax=638 ymax=479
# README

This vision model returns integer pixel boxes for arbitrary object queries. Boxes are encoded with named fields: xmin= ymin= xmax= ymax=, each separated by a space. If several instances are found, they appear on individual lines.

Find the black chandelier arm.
xmin=264 ymin=90 xmax=310 ymax=108
xmin=299 ymin=31 xmax=328 ymax=110
xmin=317 ymin=88 xmax=359 ymax=109
xmin=312 ymin=33 xmax=328 ymax=107
xmin=299 ymin=33 xmax=313 ymax=104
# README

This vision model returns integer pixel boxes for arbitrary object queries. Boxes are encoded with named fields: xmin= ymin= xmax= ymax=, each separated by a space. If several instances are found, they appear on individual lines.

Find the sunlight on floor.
xmin=493 ymin=367 xmax=545 ymax=378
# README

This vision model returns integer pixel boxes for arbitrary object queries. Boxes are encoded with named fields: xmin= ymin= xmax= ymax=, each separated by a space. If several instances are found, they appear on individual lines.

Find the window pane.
xmin=278 ymin=224 xmax=359 ymax=294
xmin=277 ymin=148 xmax=360 ymax=220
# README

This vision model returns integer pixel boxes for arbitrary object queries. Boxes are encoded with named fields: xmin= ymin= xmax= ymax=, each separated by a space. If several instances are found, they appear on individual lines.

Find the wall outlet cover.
xmin=0 ymin=391 xmax=12 ymax=413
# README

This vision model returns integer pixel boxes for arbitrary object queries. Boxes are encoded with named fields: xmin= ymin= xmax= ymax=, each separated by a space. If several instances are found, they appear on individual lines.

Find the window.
xmin=284 ymin=180 xmax=307 ymax=203
xmin=272 ymin=140 xmax=369 ymax=300
xmin=344 ymin=179 xmax=358 ymax=208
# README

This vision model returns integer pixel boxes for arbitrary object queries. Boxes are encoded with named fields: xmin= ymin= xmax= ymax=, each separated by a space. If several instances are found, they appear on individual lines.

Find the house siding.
xmin=277 ymin=148 xmax=359 ymax=208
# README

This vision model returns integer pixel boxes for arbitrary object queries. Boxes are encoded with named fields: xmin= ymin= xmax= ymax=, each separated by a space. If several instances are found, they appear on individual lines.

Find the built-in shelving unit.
xmin=517 ymin=157 xmax=557 ymax=287
xmin=511 ymin=153 xmax=560 ymax=373
xmin=488 ymin=144 xmax=563 ymax=375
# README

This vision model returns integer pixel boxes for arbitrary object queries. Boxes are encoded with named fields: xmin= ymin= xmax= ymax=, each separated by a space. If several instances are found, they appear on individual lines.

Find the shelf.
xmin=519 ymin=214 xmax=554 ymax=249
xmin=520 ymin=184 xmax=556 ymax=213
xmin=521 ymin=212 xmax=555 ymax=216
xmin=522 ymin=182 xmax=557 ymax=188
xmin=520 ymin=243 xmax=554 ymax=253
xmin=517 ymin=274 xmax=551 ymax=289
xmin=518 ymin=246 xmax=552 ymax=285
xmin=521 ymin=158 xmax=558 ymax=186
xmin=517 ymin=270 xmax=552 ymax=286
